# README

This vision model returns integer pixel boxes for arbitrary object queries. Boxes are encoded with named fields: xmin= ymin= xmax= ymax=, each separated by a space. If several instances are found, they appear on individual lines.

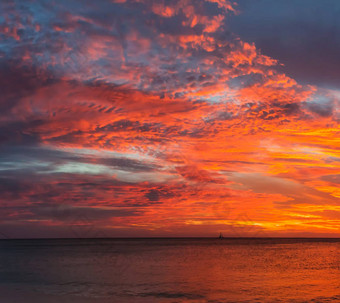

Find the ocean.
xmin=0 ymin=238 xmax=339 ymax=302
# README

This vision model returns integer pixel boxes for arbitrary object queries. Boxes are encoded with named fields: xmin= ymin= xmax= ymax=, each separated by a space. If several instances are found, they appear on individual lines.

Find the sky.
xmin=0 ymin=0 xmax=339 ymax=238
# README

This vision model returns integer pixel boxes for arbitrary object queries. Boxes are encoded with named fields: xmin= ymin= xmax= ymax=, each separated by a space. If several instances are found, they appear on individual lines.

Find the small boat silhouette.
xmin=218 ymin=232 xmax=224 ymax=239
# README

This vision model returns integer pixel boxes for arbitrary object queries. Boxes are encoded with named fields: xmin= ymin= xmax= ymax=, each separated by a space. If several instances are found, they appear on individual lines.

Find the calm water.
xmin=0 ymin=238 xmax=339 ymax=302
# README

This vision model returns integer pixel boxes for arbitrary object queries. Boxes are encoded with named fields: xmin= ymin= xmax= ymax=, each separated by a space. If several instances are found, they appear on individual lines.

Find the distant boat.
xmin=218 ymin=232 xmax=224 ymax=239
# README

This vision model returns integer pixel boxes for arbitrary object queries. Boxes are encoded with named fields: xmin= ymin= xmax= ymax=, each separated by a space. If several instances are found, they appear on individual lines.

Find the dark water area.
xmin=0 ymin=238 xmax=339 ymax=302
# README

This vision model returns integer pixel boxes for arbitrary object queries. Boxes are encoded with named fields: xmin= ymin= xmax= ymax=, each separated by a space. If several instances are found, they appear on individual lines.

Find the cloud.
xmin=0 ymin=0 xmax=339 ymax=237
xmin=228 ymin=0 xmax=340 ymax=88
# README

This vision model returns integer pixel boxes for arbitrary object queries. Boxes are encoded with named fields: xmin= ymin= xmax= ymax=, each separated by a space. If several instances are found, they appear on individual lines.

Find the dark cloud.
xmin=34 ymin=205 xmax=141 ymax=221
xmin=144 ymin=188 xmax=175 ymax=203
xmin=145 ymin=189 xmax=160 ymax=202
xmin=229 ymin=0 xmax=340 ymax=88
xmin=305 ymin=100 xmax=334 ymax=117
xmin=0 ymin=120 xmax=45 ymax=146
xmin=321 ymin=174 xmax=340 ymax=184
xmin=0 ymin=60 xmax=56 ymax=114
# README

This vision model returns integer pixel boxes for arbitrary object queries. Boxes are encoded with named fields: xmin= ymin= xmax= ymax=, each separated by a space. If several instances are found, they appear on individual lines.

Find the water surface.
xmin=0 ymin=238 xmax=339 ymax=302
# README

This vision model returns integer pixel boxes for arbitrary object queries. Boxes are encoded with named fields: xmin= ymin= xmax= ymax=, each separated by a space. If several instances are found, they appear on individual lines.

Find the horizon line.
xmin=1 ymin=236 xmax=340 ymax=240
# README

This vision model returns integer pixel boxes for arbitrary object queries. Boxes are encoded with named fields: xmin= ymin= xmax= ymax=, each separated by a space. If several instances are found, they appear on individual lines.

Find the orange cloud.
xmin=0 ymin=0 xmax=339 ymax=237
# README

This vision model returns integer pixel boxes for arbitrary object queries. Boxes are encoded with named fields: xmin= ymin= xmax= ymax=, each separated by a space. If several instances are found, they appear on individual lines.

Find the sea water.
xmin=0 ymin=238 xmax=339 ymax=302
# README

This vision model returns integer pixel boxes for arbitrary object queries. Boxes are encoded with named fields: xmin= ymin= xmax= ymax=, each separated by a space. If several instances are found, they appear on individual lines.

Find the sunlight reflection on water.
xmin=0 ymin=238 xmax=339 ymax=302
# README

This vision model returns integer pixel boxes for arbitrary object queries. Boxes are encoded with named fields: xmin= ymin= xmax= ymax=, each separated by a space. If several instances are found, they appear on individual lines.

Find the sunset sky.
xmin=0 ymin=0 xmax=339 ymax=238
